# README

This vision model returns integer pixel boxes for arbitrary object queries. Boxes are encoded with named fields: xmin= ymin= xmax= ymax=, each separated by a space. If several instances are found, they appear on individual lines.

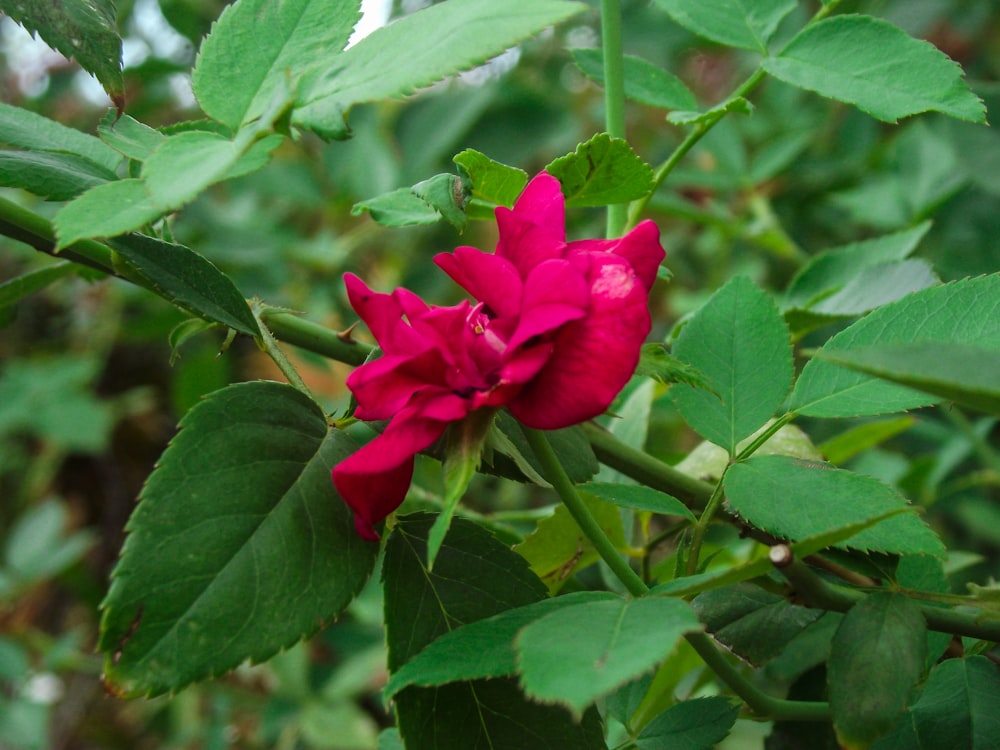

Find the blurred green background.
xmin=1 ymin=0 xmax=999 ymax=747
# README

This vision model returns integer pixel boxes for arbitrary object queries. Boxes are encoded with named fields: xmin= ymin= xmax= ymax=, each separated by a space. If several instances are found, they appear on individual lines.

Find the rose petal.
xmin=508 ymin=259 xmax=589 ymax=350
xmin=347 ymin=350 xmax=448 ymax=421
xmin=510 ymin=254 xmax=650 ymax=429
xmin=344 ymin=273 xmax=425 ymax=354
xmin=434 ymin=247 xmax=522 ymax=319
xmin=332 ymin=404 xmax=451 ymax=540
xmin=512 ymin=171 xmax=565 ymax=236
xmin=495 ymin=209 xmax=566 ymax=278
xmin=566 ymin=219 xmax=664 ymax=291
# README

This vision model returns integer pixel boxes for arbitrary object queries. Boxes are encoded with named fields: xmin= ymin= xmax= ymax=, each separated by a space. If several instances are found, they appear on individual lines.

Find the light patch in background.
xmin=349 ymin=0 xmax=392 ymax=48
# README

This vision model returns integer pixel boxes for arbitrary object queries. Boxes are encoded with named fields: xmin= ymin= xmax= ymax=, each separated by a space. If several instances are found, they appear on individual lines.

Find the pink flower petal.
xmin=566 ymin=219 xmax=664 ymax=291
xmin=332 ymin=403 xmax=451 ymax=540
xmin=510 ymin=255 xmax=650 ymax=429
xmin=511 ymin=172 xmax=565 ymax=236
xmin=508 ymin=258 xmax=589 ymax=350
xmin=495 ymin=209 xmax=566 ymax=278
xmin=434 ymin=247 xmax=523 ymax=319
xmin=344 ymin=273 xmax=425 ymax=354
xmin=347 ymin=350 xmax=448 ymax=421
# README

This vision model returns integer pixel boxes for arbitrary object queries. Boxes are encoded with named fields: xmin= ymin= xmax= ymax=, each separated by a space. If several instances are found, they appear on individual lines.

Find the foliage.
xmin=1 ymin=0 xmax=1000 ymax=748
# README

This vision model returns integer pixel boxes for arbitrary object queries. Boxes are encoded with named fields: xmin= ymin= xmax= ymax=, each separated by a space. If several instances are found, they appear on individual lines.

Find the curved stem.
xmin=686 ymin=632 xmax=830 ymax=721
xmin=600 ymin=0 xmax=628 ymax=238
xmin=523 ymin=426 xmax=648 ymax=598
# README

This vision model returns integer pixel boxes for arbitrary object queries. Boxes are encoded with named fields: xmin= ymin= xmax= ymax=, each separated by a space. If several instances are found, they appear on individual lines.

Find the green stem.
xmin=0 ymin=195 xmax=116 ymax=275
xmin=523 ymin=426 xmax=831 ymax=721
xmin=523 ymin=426 xmax=648 ymax=598
xmin=261 ymin=310 xmax=373 ymax=367
xmin=625 ymin=68 xmax=767 ymax=232
xmin=685 ymin=632 xmax=830 ymax=721
xmin=601 ymin=0 xmax=628 ymax=238
xmin=734 ymin=412 xmax=796 ymax=462
xmin=251 ymin=302 xmax=313 ymax=397
xmin=780 ymin=555 xmax=1000 ymax=642
xmin=582 ymin=422 xmax=713 ymax=509
xmin=685 ymin=479 xmax=728 ymax=576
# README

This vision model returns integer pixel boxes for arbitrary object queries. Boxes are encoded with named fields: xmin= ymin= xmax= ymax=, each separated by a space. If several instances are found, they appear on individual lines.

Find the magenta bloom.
xmin=333 ymin=172 xmax=664 ymax=540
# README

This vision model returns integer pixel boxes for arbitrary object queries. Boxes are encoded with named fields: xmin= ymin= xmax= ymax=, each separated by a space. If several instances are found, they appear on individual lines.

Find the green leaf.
xmin=571 ymin=49 xmax=697 ymax=111
xmin=814 ymin=343 xmax=1000 ymax=417
xmin=635 ymin=344 xmax=718 ymax=394
xmin=693 ymin=583 xmax=823 ymax=666
xmin=0 ymin=102 xmax=121 ymax=172
xmin=873 ymin=657 xmax=1000 ymax=750
xmin=352 ymin=188 xmax=442 ymax=227
xmin=782 ymin=222 xmax=932 ymax=312
xmin=724 ymin=455 xmax=945 ymax=557
xmin=383 ymin=514 xmax=607 ymax=750
xmin=545 ymin=133 xmax=655 ymax=207
xmin=0 ymin=150 xmax=116 ymax=201
xmin=762 ymin=15 xmax=986 ymax=124
xmin=294 ymin=0 xmax=588 ymax=139
xmin=488 ymin=412 xmax=598 ymax=485
xmin=411 ymin=173 xmax=468 ymax=232
xmin=818 ymin=417 xmax=916 ymax=465
xmin=0 ymin=0 xmax=123 ymax=105
xmin=99 ymin=382 xmax=377 ymax=696
xmin=516 ymin=596 xmax=702 ymax=717
xmin=515 ymin=494 xmax=627 ymax=594
xmin=108 ymin=234 xmax=260 ymax=337
xmin=453 ymin=149 xmax=528 ymax=209
xmin=670 ymin=276 xmax=793 ymax=454
xmin=666 ymin=97 xmax=752 ymax=126
xmin=53 ymin=180 xmax=162 ymax=248
xmin=653 ymin=0 xmax=796 ymax=53
xmin=142 ymin=127 xmax=286 ymax=213
xmin=426 ymin=410 xmax=494 ymax=568
xmin=596 ymin=378 xmax=655 ymax=484
xmin=383 ymin=591 xmax=616 ymax=699
xmin=0 ymin=263 xmax=78 ymax=310
xmin=829 ymin=593 xmax=926 ymax=750
xmin=98 ymin=111 xmax=166 ymax=161
xmin=800 ymin=260 xmax=939 ymax=319
xmin=790 ymin=276 xmax=1000 ymax=418
xmin=580 ymin=482 xmax=695 ymax=521
xmin=192 ymin=0 xmax=360 ymax=130
xmin=636 ymin=697 xmax=740 ymax=750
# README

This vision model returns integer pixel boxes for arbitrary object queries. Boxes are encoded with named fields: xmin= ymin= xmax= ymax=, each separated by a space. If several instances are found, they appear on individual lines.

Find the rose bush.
xmin=333 ymin=172 xmax=665 ymax=539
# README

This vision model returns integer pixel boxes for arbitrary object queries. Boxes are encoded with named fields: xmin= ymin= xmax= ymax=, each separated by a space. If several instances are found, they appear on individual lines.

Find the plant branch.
xmin=260 ymin=310 xmax=372 ymax=367
xmin=523 ymin=426 xmax=648 ymax=598
xmin=600 ymin=0 xmax=628 ymax=237
xmin=582 ymin=422 xmax=713 ymax=509
xmin=779 ymin=553 xmax=1000 ymax=642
